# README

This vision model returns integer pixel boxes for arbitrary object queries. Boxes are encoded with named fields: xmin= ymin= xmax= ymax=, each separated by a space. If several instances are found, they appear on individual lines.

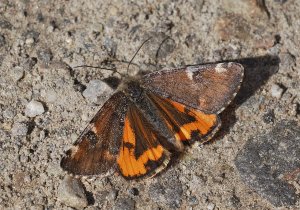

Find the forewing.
xmin=142 ymin=62 xmax=244 ymax=114
xmin=117 ymin=104 xmax=170 ymax=179
xmin=61 ymin=92 xmax=129 ymax=176
xmin=147 ymin=92 xmax=220 ymax=143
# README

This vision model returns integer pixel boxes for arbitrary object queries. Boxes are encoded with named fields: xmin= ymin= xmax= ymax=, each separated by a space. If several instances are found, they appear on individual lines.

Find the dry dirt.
xmin=0 ymin=0 xmax=299 ymax=209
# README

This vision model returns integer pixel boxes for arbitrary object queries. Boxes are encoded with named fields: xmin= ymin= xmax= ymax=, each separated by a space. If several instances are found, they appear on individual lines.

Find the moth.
xmin=61 ymin=62 xmax=244 ymax=179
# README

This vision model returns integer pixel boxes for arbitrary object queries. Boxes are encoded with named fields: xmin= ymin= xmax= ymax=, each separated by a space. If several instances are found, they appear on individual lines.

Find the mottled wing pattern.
xmin=117 ymin=104 xmax=170 ymax=179
xmin=142 ymin=62 xmax=244 ymax=114
xmin=61 ymin=92 xmax=128 ymax=176
xmin=147 ymin=92 xmax=220 ymax=143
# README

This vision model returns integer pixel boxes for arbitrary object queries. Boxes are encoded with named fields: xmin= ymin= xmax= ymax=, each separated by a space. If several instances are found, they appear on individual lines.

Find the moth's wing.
xmin=61 ymin=92 xmax=129 ymax=176
xmin=142 ymin=62 xmax=244 ymax=114
xmin=117 ymin=104 xmax=171 ymax=179
xmin=147 ymin=92 xmax=220 ymax=143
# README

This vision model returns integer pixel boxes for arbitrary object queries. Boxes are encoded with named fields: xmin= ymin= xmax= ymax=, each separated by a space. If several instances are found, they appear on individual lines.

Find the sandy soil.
xmin=0 ymin=0 xmax=299 ymax=209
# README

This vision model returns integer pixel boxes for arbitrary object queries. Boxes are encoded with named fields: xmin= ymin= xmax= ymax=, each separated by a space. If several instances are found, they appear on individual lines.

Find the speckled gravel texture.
xmin=0 ymin=0 xmax=299 ymax=209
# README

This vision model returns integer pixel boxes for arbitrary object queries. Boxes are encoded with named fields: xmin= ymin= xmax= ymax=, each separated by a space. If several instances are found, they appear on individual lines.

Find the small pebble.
xmin=82 ymin=80 xmax=113 ymax=104
xmin=65 ymin=37 xmax=73 ymax=44
xmin=25 ymin=100 xmax=45 ymax=117
xmin=25 ymin=38 xmax=35 ymax=45
xmin=57 ymin=176 xmax=88 ymax=209
xmin=3 ymin=107 xmax=16 ymax=119
xmin=46 ymin=25 xmax=54 ymax=33
xmin=11 ymin=122 xmax=28 ymax=136
xmin=270 ymin=84 xmax=284 ymax=99
xmin=207 ymin=203 xmax=215 ymax=210
xmin=12 ymin=66 xmax=24 ymax=82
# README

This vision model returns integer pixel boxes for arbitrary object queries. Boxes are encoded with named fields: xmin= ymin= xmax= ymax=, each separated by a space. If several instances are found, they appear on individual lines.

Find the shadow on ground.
xmin=213 ymin=55 xmax=280 ymax=140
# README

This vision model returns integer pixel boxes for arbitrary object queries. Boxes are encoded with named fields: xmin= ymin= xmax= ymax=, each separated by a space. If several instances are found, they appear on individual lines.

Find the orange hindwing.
xmin=117 ymin=105 xmax=170 ymax=179
xmin=147 ymin=92 xmax=221 ymax=143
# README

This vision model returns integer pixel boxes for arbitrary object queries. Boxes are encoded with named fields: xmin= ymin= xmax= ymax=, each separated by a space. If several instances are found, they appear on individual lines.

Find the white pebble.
xmin=207 ymin=203 xmax=215 ymax=210
xmin=270 ymin=84 xmax=284 ymax=99
xmin=83 ymin=80 xmax=113 ymax=104
xmin=25 ymin=38 xmax=35 ymax=45
xmin=25 ymin=100 xmax=45 ymax=117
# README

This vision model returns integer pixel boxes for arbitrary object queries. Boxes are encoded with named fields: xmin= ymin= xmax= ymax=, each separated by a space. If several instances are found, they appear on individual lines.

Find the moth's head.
xmin=102 ymin=68 xmax=149 ymax=93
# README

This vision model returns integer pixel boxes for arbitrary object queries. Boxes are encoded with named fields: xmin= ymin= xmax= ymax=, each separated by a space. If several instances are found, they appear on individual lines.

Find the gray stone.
xmin=82 ymin=80 xmax=113 ymax=104
xmin=3 ymin=107 xmax=16 ymax=119
xmin=25 ymin=100 xmax=45 ymax=117
xmin=57 ymin=176 xmax=88 ymax=209
xmin=235 ymin=121 xmax=300 ymax=207
xmin=113 ymin=197 xmax=135 ymax=210
xmin=12 ymin=66 xmax=24 ymax=82
xmin=11 ymin=122 xmax=28 ymax=136
xmin=270 ymin=83 xmax=284 ymax=98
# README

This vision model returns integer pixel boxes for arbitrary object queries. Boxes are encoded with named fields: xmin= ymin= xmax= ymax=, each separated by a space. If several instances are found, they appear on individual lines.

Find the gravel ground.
xmin=0 ymin=0 xmax=299 ymax=209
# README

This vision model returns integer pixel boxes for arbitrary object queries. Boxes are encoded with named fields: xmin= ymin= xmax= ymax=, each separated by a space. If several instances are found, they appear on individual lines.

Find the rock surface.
xmin=235 ymin=121 xmax=300 ymax=207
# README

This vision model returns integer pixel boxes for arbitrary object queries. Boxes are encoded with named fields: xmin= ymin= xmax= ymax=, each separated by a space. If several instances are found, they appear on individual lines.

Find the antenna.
xmin=72 ymin=65 xmax=124 ymax=77
xmin=155 ymin=36 xmax=175 ymax=71
xmin=127 ymin=37 xmax=153 ymax=74
xmin=73 ymin=37 xmax=155 ymax=76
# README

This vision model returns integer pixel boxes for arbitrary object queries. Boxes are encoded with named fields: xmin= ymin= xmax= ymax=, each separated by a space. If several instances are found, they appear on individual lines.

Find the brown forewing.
xmin=141 ymin=62 xmax=244 ymax=114
xmin=61 ymin=91 xmax=129 ymax=176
